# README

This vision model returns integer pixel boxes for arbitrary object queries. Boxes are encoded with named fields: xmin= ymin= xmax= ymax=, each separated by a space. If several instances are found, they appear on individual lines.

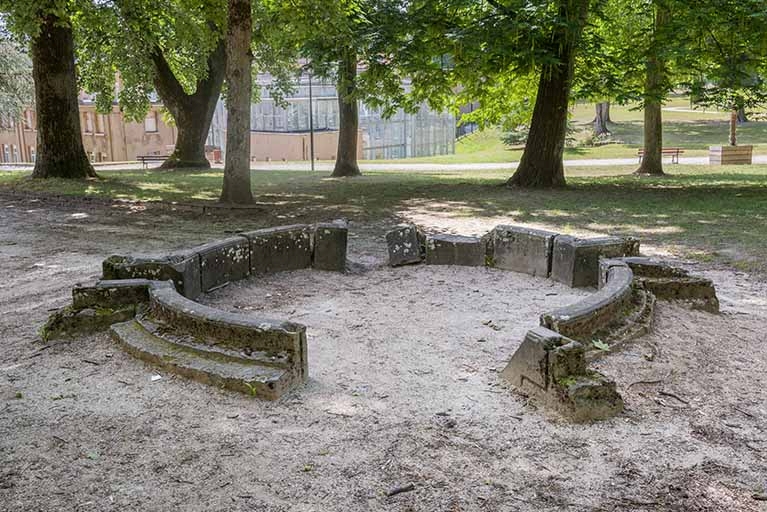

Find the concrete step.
xmin=110 ymin=319 xmax=299 ymax=400
xmin=135 ymin=315 xmax=292 ymax=369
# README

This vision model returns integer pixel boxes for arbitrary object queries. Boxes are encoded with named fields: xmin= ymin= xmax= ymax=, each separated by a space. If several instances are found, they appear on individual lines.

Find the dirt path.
xmin=1 ymin=195 xmax=765 ymax=511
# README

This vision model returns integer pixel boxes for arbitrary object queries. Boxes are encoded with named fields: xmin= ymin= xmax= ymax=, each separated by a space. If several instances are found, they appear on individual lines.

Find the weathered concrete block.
xmin=41 ymin=305 xmax=137 ymax=342
xmin=621 ymin=256 xmax=689 ymax=278
xmin=102 ymin=250 xmax=201 ymax=299
xmin=501 ymin=326 xmax=563 ymax=392
xmin=72 ymin=279 xmax=155 ymax=310
xmin=386 ymin=224 xmax=422 ymax=266
xmin=551 ymin=235 xmax=638 ymax=288
xmin=196 ymin=236 xmax=251 ymax=292
xmin=425 ymin=234 xmax=485 ymax=266
xmin=501 ymin=326 xmax=623 ymax=422
xmin=488 ymin=225 xmax=557 ymax=277
xmin=243 ymin=225 xmax=312 ymax=274
xmin=313 ymin=221 xmax=348 ymax=271
xmin=563 ymin=374 xmax=624 ymax=423
xmin=622 ymin=257 xmax=719 ymax=312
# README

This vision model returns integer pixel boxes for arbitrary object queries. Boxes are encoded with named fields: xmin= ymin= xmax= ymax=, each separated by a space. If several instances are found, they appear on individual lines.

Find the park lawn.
xmin=382 ymin=98 xmax=767 ymax=165
xmin=1 ymin=165 xmax=765 ymax=273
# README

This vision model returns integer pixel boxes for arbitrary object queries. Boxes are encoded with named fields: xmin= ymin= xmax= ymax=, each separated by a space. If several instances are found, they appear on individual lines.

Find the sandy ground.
xmin=1 ymin=193 xmax=766 ymax=512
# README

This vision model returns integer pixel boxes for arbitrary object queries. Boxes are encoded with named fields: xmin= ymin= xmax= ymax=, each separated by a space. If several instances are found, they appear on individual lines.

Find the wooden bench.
xmin=137 ymin=155 xmax=169 ymax=169
xmin=637 ymin=148 xmax=684 ymax=164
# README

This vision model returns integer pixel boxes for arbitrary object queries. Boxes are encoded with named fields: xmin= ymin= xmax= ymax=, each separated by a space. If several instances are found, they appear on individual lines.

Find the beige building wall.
xmin=0 ymin=104 xmax=176 ymax=164
xmin=249 ymin=130 xmax=363 ymax=161
xmin=0 ymin=111 xmax=36 ymax=163
xmin=0 ymin=103 xmax=361 ymax=164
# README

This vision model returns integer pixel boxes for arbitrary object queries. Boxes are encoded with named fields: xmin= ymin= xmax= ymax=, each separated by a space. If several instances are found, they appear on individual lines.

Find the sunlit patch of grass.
xmin=1 ymin=165 xmax=766 ymax=273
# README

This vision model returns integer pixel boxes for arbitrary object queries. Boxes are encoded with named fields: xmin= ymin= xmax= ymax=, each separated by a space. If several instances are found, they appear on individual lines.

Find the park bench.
xmin=637 ymin=147 xmax=684 ymax=164
xmin=137 ymin=154 xmax=169 ymax=169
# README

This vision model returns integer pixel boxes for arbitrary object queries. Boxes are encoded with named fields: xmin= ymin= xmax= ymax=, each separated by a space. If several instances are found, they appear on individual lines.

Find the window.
xmin=29 ymin=146 xmax=36 ymax=163
xmin=87 ymin=151 xmax=95 ymax=162
xmin=83 ymin=112 xmax=93 ymax=133
xmin=95 ymin=114 xmax=104 ymax=134
xmin=144 ymin=111 xmax=158 ymax=133
xmin=23 ymin=110 xmax=33 ymax=130
xmin=11 ymin=145 xmax=19 ymax=162
xmin=0 ymin=145 xmax=6 ymax=162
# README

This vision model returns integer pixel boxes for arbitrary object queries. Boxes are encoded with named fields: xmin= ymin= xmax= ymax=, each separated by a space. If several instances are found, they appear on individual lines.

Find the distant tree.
xmin=593 ymin=102 xmax=612 ymax=137
xmin=683 ymin=0 xmax=767 ymax=146
xmin=398 ymin=0 xmax=593 ymax=187
xmin=506 ymin=0 xmax=590 ymax=187
xmin=76 ymin=0 xmax=227 ymax=169
xmin=265 ymin=0 xmax=412 ymax=177
xmin=635 ymin=1 xmax=672 ymax=176
xmin=0 ymin=1 xmax=96 ymax=178
xmin=0 ymin=39 xmax=33 ymax=120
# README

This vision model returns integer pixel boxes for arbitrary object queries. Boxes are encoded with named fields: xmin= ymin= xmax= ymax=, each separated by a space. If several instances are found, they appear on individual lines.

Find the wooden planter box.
xmin=709 ymin=145 xmax=753 ymax=165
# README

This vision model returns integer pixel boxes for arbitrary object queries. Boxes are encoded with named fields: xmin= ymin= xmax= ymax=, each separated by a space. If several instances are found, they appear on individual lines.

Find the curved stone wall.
xmin=541 ymin=261 xmax=635 ymax=341
xmin=386 ymin=223 xmax=718 ymax=422
xmin=44 ymin=222 xmax=348 ymax=400
xmin=44 ymin=220 xmax=717 ymax=417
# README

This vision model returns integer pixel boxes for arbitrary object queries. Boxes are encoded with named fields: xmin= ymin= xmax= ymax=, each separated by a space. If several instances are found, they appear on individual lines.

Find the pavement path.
xmin=3 ymin=154 xmax=767 ymax=173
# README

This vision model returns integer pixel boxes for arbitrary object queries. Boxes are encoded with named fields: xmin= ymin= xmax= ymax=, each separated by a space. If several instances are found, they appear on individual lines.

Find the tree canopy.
xmin=0 ymin=38 xmax=33 ymax=119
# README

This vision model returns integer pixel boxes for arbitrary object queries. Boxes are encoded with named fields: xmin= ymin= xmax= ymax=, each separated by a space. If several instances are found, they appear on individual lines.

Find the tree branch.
xmin=150 ymin=46 xmax=186 ymax=109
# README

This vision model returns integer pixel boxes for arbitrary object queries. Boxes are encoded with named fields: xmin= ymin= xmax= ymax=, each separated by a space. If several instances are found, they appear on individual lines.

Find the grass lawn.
xmin=2 ymin=165 xmax=765 ymax=273
xmin=381 ymin=98 xmax=767 ymax=164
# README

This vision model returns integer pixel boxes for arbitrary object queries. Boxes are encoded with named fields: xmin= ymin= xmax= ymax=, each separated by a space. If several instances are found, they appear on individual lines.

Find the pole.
xmin=308 ymin=73 xmax=315 ymax=172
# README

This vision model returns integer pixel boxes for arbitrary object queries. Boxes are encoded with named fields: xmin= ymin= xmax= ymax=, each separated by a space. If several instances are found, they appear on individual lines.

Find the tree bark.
xmin=635 ymin=3 xmax=668 ymax=176
xmin=729 ymin=107 xmax=737 ymax=146
xmin=636 ymin=98 xmax=664 ymax=174
xmin=30 ymin=13 xmax=96 ymax=179
xmin=332 ymin=51 xmax=361 ymax=177
xmin=151 ymin=40 xmax=226 ymax=169
xmin=220 ymin=0 xmax=253 ymax=204
xmin=594 ymin=101 xmax=612 ymax=137
xmin=736 ymin=106 xmax=747 ymax=124
xmin=507 ymin=0 xmax=589 ymax=188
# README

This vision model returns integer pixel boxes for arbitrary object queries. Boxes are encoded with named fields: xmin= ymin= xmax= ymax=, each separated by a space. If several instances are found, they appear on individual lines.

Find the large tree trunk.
xmin=736 ymin=106 xmax=748 ymax=124
xmin=220 ymin=0 xmax=253 ymax=204
xmin=594 ymin=101 xmax=612 ymax=136
xmin=635 ymin=4 xmax=668 ymax=176
xmin=729 ymin=107 xmax=738 ymax=146
xmin=507 ymin=0 xmax=589 ymax=188
xmin=636 ymin=99 xmax=663 ymax=175
xmin=332 ymin=51 xmax=361 ymax=177
xmin=30 ymin=13 xmax=96 ymax=179
xmin=151 ymin=40 xmax=226 ymax=169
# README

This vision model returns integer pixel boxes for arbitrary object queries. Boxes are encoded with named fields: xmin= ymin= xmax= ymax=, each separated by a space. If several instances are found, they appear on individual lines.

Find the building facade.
xmin=1 ymin=79 xmax=455 ymax=164
xmin=0 ymin=95 xmax=175 ymax=165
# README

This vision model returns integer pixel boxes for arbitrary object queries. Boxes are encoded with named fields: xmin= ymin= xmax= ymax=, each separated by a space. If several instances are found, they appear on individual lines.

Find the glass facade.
xmin=245 ymin=76 xmax=456 ymax=160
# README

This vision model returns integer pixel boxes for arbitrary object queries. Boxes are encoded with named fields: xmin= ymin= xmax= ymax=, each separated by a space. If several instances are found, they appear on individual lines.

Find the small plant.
xmin=592 ymin=338 xmax=610 ymax=352
xmin=243 ymin=382 xmax=258 ymax=397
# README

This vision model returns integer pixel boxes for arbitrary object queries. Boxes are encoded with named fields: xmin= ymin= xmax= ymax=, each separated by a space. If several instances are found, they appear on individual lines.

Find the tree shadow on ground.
xmin=253 ymin=172 xmax=767 ymax=272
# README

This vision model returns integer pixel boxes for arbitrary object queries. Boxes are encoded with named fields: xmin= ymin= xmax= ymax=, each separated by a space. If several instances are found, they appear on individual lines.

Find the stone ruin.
xmin=385 ymin=223 xmax=719 ymax=422
xmin=43 ymin=220 xmax=718 ymax=422
xmin=43 ymin=222 xmax=347 ymax=400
